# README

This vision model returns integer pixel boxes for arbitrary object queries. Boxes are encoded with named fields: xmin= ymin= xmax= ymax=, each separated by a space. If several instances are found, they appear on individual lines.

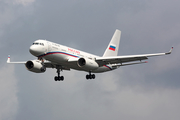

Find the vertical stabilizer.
xmin=103 ymin=29 xmax=121 ymax=57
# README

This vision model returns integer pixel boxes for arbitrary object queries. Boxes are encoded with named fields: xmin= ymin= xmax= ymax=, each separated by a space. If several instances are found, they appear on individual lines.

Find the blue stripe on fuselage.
xmin=38 ymin=51 xmax=80 ymax=58
xmin=103 ymin=65 xmax=112 ymax=70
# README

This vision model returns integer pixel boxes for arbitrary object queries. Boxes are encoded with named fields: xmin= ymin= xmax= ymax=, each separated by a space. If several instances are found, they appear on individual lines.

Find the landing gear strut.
xmin=86 ymin=71 xmax=95 ymax=80
xmin=54 ymin=66 xmax=64 ymax=81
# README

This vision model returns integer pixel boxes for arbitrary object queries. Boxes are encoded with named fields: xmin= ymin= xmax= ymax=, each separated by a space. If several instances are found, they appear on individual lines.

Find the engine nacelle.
xmin=25 ymin=60 xmax=46 ymax=73
xmin=77 ymin=58 xmax=99 ymax=71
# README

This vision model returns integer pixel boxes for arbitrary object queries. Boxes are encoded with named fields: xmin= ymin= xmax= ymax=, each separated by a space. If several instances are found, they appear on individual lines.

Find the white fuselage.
xmin=29 ymin=40 xmax=117 ymax=73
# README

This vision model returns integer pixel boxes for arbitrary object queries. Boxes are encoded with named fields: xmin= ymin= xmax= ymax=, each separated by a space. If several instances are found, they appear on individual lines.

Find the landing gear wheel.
xmin=54 ymin=66 xmax=64 ymax=81
xmin=54 ymin=76 xmax=58 ymax=81
xmin=86 ymin=72 xmax=96 ymax=80
xmin=89 ymin=75 xmax=92 ymax=79
xmin=54 ymin=76 xmax=64 ymax=81
xmin=60 ymin=76 xmax=64 ymax=81
xmin=92 ymin=74 xmax=95 ymax=79
xmin=86 ymin=75 xmax=89 ymax=79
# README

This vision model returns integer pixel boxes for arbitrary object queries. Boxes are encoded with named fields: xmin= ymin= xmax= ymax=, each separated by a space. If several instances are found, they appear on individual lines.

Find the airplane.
xmin=7 ymin=29 xmax=173 ymax=81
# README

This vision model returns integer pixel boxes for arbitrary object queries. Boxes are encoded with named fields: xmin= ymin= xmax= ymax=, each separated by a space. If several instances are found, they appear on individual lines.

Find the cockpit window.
xmin=40 ymin=43 xmax=44 ymax=46
xmin=32 ymin=43 xmax=39 ymax=45
xmin=32 ymin=42 xmax=44 ymax=46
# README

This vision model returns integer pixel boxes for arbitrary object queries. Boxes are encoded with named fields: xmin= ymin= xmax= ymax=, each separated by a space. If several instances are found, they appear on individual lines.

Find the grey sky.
xmin=0 ymin=0 xmax=180 ymax=120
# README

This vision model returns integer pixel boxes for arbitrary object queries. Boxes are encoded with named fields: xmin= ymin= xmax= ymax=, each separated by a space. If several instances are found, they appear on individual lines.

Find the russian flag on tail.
xmin=109 ymin=45 xmax=116 ymax=51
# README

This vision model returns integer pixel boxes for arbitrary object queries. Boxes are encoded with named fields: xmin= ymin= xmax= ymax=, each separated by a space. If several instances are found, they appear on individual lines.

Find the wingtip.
xmin=115 ymin=29 xmax=121 ymax=33
xmin=165 ymin=47 xmax=173 ymax=55
xmin=170 ymin=46 xmax=173 ymax=52
xmin=7 ymin=55 xmax=10 ymax=63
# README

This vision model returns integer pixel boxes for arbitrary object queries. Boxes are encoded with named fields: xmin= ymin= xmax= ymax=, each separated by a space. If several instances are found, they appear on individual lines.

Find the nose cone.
xmin=29 ymin=45 xmax=44 ymax=56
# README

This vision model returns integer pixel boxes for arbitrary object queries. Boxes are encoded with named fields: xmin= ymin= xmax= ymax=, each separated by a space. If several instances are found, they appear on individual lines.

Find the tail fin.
xmin=103 ymin=29 xmax=121 ymax=57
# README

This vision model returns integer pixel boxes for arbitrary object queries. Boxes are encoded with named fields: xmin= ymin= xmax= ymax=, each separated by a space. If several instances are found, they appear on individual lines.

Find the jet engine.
xmin=25 ymin=60 xmax=46 ymax=73
xmin=77 ymin=58 xmax=99 ymax=71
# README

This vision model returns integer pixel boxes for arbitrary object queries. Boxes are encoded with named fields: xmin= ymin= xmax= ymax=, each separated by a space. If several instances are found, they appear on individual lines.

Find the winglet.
xmin=165 ymin=47 xmax=173 ymax=55
xmin=6 ymin=55 xmax=26 ymax=64
xmin=7 ymin=55 xmax=10 ymax=63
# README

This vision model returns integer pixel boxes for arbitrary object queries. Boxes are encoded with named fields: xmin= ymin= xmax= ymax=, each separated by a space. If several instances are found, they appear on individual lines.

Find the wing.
xmin=7 ymin=55 xmax=26 ymax=64
xmin=7 ymin=55 xmax=70 ymax=70
xmin=96 ymin=47 xmax=173 ymax=66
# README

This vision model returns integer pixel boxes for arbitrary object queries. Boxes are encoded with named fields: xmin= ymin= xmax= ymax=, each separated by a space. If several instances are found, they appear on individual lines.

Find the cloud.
xmin=0 ymin=65 xmax=18 ymax=120
xmin=111 ymin=87 xmax=180 ymax=120
xmin=15 ymin=0 xmax=35 ymax=6
xmin=0 ymin=0 xmax=180 ymax=120
xmin=4 ymin=0 xmax=35 ymax=6
xmin=14 ymin=69 xmax=180 ymax=120
xmin=0 ymin=0 xmax=35 ymax=53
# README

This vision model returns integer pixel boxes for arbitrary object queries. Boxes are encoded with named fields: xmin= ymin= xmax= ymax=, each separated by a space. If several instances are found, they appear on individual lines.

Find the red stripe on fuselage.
xmin=103 ymin=65 xmax=112 ymax=70
xmin=38 ymin=52 xmax=79 ymax=58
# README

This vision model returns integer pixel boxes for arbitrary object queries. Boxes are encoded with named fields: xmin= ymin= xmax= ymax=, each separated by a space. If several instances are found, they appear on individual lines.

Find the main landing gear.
xmin=54 ymin=66 xmax=64 ymax=81
xmin=86 ymin=71 xmax=95 ymax=80
xmin=54 ymin=67 xmax=95 ymax=81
